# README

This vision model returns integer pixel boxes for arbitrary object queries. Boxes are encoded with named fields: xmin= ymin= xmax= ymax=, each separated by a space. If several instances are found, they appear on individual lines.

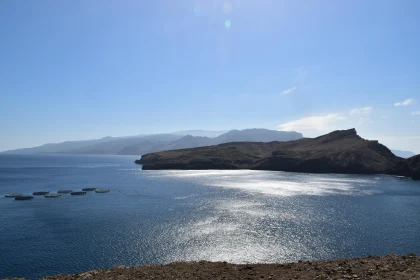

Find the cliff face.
xmin=136 ymin=129 xmax=419 ymax=179
xmin=387 ymin=155 xmax=420 ymax=180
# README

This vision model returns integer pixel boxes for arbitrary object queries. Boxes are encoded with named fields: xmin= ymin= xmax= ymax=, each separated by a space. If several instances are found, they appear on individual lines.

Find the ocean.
xmin=0 ymin=154 xmax=419 ymax=279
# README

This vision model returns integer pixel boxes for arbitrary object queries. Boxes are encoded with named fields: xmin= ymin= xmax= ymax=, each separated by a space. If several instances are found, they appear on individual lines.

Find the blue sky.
xmin=1 ymin=0 xmax=419 ymax=152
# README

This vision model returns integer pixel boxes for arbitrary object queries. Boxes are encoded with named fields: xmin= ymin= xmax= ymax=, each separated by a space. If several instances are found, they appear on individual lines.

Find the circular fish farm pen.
xmin=58 ymin=190 xmax=72 ymax=194
xmin=5 ymin=193 xmax=24 ymax=198
xmin=95 ymin=189 xmax=110 ymax=193
xmin=44 ymin=193 xmax=61 ymax=198
xmin=82 ymin=188 xmax=96 ymax=191
xmin=71 ymin=191 xmax=87 ymax=196
xmin=33 ymin=191 xmax=49 ymax=195
xmin=4 ymin=188 xmax=110 ymax=200
xmin=15 ymin=196 xmax=34 ymax=201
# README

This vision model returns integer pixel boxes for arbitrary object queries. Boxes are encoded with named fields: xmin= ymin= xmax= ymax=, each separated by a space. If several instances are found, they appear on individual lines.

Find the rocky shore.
xmin=6 ymin=254 xmax=420 ymax=280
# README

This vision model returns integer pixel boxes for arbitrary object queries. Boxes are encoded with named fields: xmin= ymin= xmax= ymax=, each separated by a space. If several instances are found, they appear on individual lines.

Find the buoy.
xmin=71 ymin=191 xmax=87 ymax=195
xmin=33 ymin=191 xmax=49 ymax=195
xmin=82 ymin=188 xmax=96 ymax=191
xmin=45 ymin=193 xmax=61 ymax=198
xmin=5 ymin=193 xmax=24 ymax=198
xmin=95 ymin=189 xmax=110 ymax=193
xmin=58 ymin=190 xmax=72 ymax=194
xmin=15 ymin=196 xmax=34 ymax=201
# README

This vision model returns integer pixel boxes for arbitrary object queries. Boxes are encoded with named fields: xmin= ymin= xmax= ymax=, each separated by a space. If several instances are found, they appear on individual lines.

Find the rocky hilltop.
xmin=7 ymin=254 xmax=420 ymax=280
xmin=136 ymin=129 xmax=420 ymax=180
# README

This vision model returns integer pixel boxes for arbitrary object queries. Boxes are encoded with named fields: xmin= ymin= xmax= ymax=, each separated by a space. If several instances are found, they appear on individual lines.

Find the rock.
xmin=5 ymin=254 xmax=420 ymax=280
xmin=78 ymin=272 xmax=92 ymax=279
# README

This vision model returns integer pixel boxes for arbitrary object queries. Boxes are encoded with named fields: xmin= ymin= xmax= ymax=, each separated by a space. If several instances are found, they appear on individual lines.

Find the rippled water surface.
xmin=1 ymin=154 xmax=420 ymax=279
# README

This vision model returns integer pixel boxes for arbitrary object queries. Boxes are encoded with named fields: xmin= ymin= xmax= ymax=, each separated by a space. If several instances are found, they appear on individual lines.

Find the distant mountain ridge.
xmin=214 ymin=129 xmax=303 ymax=143
xmin=61 ymin=134 xmax=182 ymax=155
xmin=171 ymin=130 xmax=228 ymax=137
xmin=137 ymin=128 xmax=420 ymax=180
xmin=1 ymin=129 xmax=303 ymax=155
xmin=0 ymin=136 xmax=128 ymax=155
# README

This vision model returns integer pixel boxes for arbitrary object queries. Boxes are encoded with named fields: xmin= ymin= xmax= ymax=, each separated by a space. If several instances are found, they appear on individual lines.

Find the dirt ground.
xmin=5 ymin=254 xmax=420 ymax=280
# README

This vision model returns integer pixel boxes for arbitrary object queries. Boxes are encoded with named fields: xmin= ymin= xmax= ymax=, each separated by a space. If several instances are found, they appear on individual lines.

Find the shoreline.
xmin=6 ymin=254 xmax=420 ymax=280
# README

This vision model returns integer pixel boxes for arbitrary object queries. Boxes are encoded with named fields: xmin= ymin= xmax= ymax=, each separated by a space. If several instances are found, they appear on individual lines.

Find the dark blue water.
xmin=1 ymin=154 xmax=420 ymax=279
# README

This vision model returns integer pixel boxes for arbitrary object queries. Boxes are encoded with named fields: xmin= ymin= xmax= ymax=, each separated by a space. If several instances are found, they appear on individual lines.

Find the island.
xmin=136 ymin=129 xmax=420 ymax=180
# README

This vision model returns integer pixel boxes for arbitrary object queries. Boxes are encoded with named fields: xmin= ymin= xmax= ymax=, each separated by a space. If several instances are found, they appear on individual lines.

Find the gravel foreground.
xmin=5 ymin=254 xmax=420 ymax=280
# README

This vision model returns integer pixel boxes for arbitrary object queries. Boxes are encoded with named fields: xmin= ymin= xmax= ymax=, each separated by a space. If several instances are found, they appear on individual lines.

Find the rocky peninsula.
xmin=136 ymin=129 xmax=420 ymax=180
xmin=6 ymin=254 xmax=420 ymax=279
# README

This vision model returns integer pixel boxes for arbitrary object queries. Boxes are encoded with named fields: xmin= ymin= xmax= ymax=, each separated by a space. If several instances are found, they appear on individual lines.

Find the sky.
xmin=1 ymin=0 xmax=420 ymax=153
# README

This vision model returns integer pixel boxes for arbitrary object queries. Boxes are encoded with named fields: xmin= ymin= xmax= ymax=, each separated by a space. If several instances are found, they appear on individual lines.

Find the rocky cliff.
xmin=387 ymin=154 xmax=420 ymax=180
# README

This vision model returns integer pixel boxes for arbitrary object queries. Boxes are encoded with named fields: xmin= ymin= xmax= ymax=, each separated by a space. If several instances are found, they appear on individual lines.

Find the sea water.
xmin=1 ymin=154 xmax=419 ymax=279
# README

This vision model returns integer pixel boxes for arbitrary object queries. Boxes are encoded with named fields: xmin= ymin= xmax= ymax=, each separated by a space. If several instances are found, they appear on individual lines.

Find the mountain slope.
xmin=137 ymin=129 xmax=419 ymax=179
xmin=74 ymin=129 xmax=301 ymax=155
xmin=2 ymin=129 xmax=302 ymax=155
xmin=163 ymin=129 xmax=303 ymax=150
xmin=165 ymin=135 xmax=215 ymax=150
xmin=0 ymin=137 xmax=122 ymax=154
xmin=60 ymin=134 xmax=183 ymax=154
xmin=214 ymin=129 xmax=303 ymax=143
xmin=117 ymin=141 xmax=168 ymax=155
xmin=171 ymin=130 xmax=228 ymax=137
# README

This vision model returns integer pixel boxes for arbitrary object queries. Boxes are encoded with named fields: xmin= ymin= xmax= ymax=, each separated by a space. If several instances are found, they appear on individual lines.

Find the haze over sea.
xmin=1 ymin=154 xmax=420 ymax=279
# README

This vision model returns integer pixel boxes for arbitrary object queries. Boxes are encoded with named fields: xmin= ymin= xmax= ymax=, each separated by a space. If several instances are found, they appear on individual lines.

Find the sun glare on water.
xmin=146 ymin=170 xmax=380 ymax=197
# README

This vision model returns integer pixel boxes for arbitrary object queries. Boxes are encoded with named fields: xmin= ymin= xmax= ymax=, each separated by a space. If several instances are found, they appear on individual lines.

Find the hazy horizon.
xmin=1 ymin=1 xmax=419 ymax=153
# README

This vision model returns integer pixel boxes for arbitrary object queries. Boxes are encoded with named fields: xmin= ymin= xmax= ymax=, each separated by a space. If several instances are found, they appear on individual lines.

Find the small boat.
xmin=33 ymin=191 xmax=49 ymax=195
xmin=71 ymin=191 xmax=87 ymax=196
xmin=95 ymin=189 xmax=110 ymax=193
xmin=5 ymin=193 xmax=24 ymax=198
xmin=82 ymin=188 xmax=96 ymax=191
xmin=44 ymin=193 xmax=61 ymax=198
xmin=58 ymin=190 xmax=72 ymax=194
xmin=15 ymin=196 xmax=34 ymax=201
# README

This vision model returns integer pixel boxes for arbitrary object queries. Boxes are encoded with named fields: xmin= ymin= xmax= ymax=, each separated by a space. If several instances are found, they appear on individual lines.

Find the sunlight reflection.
xmin=146 ymin=170 xmax=381 ymax=197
